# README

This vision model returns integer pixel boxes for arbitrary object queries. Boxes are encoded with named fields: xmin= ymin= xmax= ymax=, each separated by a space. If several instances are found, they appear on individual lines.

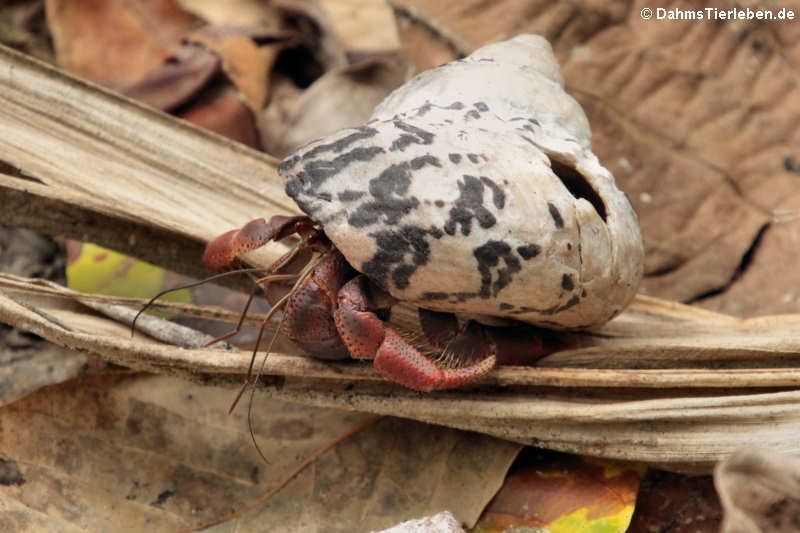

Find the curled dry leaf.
xmin=715 ymin=448 xmax=800 ymax=533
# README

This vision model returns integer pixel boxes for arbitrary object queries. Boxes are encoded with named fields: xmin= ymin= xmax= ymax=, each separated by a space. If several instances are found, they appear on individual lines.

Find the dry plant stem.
xmin=176 ymin=415 xmax=384 ymax=533
xmin=0 ymin=274 xmax=269 ymax=326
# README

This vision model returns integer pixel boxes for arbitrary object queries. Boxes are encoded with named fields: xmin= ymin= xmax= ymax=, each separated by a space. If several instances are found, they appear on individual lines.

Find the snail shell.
xmin=278 ymin=34 xmax=643 ymax=329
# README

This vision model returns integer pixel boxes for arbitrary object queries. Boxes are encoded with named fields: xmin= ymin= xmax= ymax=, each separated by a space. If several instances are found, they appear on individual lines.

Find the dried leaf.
xmin=0 ymin=374 xmax=518 ymax=531
xmin=188 ymin=27 xmax=289 ymax=112
xmin=627 ymin=470 xmax=721 ymax=533
xmin=120 ymin=43 xmax=221 ymax=111
xmin=259 ymin=57 xmax=407 ymax=157
xmin=0 ymin=43 xmax=290 ymax=283
xmin=66 ymin=242 xmax=190 ymax=302
xmin=178 ymin=0 xmax=283 ymax=28
xmin=177 ymin=84 xmax=261 ymax=147
xmin=474 ymin=449 xmax=642 ymax=533
xmin=715 ymin=449 xmax=800 ymax=533
xmin=45 ymin=0 xmax=200 ymax=85
xmin=3 ymin=274 xmax=800 ymax=473
xmin=317 ymin=0 xmax=401 ymax=57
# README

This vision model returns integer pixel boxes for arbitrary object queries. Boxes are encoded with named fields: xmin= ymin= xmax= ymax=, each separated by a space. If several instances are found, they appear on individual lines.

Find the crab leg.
xmin=335 ymin=276 xmax=496 ymax=392
xmin=203 ymin=215 xmax=308 ymax=272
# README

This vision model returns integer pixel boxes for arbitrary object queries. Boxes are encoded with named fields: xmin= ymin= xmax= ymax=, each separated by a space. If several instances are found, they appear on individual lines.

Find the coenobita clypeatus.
xmin=204 ymin=35 xmax=644 ymax=391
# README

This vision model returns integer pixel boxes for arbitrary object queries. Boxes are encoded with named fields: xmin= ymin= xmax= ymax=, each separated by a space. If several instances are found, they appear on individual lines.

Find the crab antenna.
xmin=130 ymin=266 xmax=271 ymax=338
xmin=243 ymin=309 xmax=289 ymax=464
xmin=228 ymin=251 xmax=329 ymax=413
xmin=202 ymin=273 xmax=299 ymax=349
xmin=226 ymin=251 xmax=331 ymax=465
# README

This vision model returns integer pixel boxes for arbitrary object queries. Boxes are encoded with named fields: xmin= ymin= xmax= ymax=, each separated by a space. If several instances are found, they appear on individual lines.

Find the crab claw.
xmin=335 ymin=276 xmax=496 ymax=391
xmin=203 ymin=215 xmax=307 ymax=271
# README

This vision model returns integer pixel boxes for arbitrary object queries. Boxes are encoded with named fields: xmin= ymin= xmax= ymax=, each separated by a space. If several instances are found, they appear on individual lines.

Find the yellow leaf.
xmin=67 ymin=242 xmax=190 ymax=303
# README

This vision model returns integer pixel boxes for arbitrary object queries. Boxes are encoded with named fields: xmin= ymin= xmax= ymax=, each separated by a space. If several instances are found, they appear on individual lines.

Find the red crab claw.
xmin=203 ymin=215 xmax=308 ymax=272
xmin=334 ymin=276 xmax=496 ymax=392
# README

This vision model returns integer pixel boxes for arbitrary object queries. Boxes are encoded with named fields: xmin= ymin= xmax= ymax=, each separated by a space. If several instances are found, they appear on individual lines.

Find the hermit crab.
xmin=204 ymin=35 xmax=644 ymax=392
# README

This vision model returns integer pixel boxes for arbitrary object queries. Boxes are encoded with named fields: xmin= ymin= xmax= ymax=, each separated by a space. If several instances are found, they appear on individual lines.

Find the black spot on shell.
xmin=516 ymin=244 xmax=541 ymax=260
xmin=448 ymin=102 xmax=465 ymax=110
xmin=300 ymin=127 xmax=379 ymax=160
xmin=474 ymin=102 xmax=489 ymax=112
xmin=547 ymin=202 xmax=564 ymax=229
xmin=561 ymin=274 xmax=574 ymax=291
xmin=278 ymin=154 xmax=300 ymax=174
xmin=390 ymin=122 xmax=435 ymax=152
xmin=392 ymin=264 xmax=418 ymax=289
xmin=429 ymin=226 xmax=444 ymax=239
xmin=361 ymin=226 xmax=433 ymax=290
xmin=420 ymin=292 xmax=449 ymax=301
xmin=434 ymin=200 xmax=445 ymax=208
xmin=479 ymin=176 xmax=505 ymax=209
xmin=499 ymin=303 xmax=514 ymax=310
xmin=286 ymin=145 xmax=385 ymax=193
xmin=410 ymin=155 xmax=441 ymax=169
xmin=317 ymin=192 xmax=332 ymax=202
xmin=443 ymin=175 xmax=499 ymax=236
xmin=473 ymin=240 xmax=521 ymax=298
xmin=449 ymin=153 xmax=462 ymax=164
xmin=467 ymin=153 xmax=480 ymax=164
xmin=415 ymin=102 xmax=433 ymax=116
xmin=338 ymin=190 xmax=365 ymax=202
xmin=464 ymin=110 xmax=481 ymax=120
xmin=346 ymin=154 xmax=439 ymax=228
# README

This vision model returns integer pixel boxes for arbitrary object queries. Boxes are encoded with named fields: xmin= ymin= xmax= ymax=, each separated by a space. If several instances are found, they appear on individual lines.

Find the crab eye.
xmin=549 ymin=157 xmax=607 ymax=222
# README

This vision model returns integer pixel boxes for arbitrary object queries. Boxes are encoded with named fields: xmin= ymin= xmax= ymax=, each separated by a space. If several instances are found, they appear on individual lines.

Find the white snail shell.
xmin=278 ymin=35 xmax=643 ymax=329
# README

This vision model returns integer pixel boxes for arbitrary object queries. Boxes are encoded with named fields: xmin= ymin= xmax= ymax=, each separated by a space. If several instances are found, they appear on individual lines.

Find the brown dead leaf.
xmin=393 ymin=7 xmax=460 ymax=72
xmin=260 ymin=57 xmax=407 ymax=157
xmin=0 ymin=374 xmax=519 ymax=531
xmin=254 ymin=0 xmax=405 ymax=156
xmin=628 ymin=469 xmax=721 ymax=533
xmin=121 ymin=42 xmax=220 ymax=111
xmin=177 ymin=0 xmax=284 ymax=28
xmin=318 ymin=0 xmax=401 ymax=58
xmin=178 ymin=84 xmax=260 ymax=147
xmin=475 ymin=449 xmax=642 ymax=532
xmin=45 ymin=0 xmax=201 ymax=86
xmin=715 ymin=448 xmax=800 ymax=533
xmin=189 ymin=27 xmax=291 ymax=112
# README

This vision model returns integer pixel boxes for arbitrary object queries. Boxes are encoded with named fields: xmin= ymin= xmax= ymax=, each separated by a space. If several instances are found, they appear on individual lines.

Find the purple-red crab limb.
xmin=203 ymin=215 xmax=575 ymax=391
